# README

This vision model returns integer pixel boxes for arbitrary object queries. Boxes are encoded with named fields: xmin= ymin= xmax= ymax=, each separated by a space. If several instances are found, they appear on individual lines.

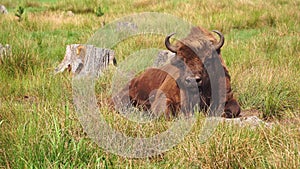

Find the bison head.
xmin=164 ymin=26 xmax=240 ymax=118
xmin=164 ymin=27 xmax=224 ymax=89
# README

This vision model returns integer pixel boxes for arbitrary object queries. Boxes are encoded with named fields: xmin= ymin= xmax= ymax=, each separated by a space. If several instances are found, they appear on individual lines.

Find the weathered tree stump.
xmin=55 ymin=44 xmax=116 ymax=77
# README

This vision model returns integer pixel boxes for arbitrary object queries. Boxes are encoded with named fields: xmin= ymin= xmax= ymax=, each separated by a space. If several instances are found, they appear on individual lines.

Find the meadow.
xmin=0 ymin=0 xmax=299 ymax=168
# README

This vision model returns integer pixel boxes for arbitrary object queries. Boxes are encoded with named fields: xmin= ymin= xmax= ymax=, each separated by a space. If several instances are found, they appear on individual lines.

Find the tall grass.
xmin=0 ymin=0 xmax=299 ymax=168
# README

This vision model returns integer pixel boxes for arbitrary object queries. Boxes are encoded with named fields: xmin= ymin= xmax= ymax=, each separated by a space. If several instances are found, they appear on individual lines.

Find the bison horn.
xmin=165 ymin=33 xmax=177 ymax=53
xmin=212 ymin=30 xmax=225 ymax=50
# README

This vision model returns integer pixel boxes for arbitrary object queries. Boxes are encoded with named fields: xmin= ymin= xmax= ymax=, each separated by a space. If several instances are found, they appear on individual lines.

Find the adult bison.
xmin=112 ymin=26 xmax=241 ymax=118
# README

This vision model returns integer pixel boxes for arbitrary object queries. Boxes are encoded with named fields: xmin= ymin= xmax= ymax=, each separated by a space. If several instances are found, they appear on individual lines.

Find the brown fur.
xmin=170 ymin=26 xmax=241 ymax=118
xmin=112 ymin=26 xmax=241 ymax=118
xmin=112 ymin=64 xmax=187 ymax=119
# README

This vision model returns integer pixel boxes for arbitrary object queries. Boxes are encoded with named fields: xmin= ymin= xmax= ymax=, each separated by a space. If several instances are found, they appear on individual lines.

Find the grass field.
xmin=0 ymin=0 xmax=299 ymax=168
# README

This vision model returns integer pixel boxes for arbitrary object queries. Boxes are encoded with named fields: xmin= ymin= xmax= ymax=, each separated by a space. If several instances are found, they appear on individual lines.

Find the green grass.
xmin=0 ymin=0 xmax=299 ymax=168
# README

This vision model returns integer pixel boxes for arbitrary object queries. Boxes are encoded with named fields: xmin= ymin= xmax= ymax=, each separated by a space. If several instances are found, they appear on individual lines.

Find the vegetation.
xmin=14 ymin=6 xmax=24 ymax=22
xmin=94 ymin=6 xmax=104 ymax=17
xmin=0 ymin=0 xmax=299 ymax=168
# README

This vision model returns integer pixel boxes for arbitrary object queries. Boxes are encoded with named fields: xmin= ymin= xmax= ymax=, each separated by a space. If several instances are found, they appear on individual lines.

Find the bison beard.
xmin=112 ymin=26 xmax=241 ymax=118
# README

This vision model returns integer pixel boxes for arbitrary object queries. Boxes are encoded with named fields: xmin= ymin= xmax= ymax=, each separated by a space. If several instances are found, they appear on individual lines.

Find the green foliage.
xmin=49 ymin=0 xmax=109 ymax=14
xmin=94 ymin=6 xmax=104 ymax=17
xmin=15 ymin=6 xmax=25 ymax=22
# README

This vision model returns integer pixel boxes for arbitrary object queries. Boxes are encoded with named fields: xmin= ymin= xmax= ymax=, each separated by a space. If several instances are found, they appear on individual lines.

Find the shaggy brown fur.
xmin=171 ymin=26 xmax=241 ymax=118
xmin=112 ymin=63 xmax=190 ymax=119
xmin=112 ymin=26 xmax=241 ymax=118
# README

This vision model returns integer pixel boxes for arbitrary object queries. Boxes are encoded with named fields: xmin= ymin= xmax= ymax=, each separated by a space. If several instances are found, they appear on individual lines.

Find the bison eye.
xmin=185 ymin=77 xmax=192 ymax=83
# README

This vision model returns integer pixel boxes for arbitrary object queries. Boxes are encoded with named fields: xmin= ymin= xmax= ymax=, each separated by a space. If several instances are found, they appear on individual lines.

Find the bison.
xmin=112 ymin=26 xmax=241 ymax=118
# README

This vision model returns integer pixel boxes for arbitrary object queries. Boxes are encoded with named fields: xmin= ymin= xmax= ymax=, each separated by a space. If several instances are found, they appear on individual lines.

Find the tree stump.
xmin=55 ymin=44 xmax=116 ymax=77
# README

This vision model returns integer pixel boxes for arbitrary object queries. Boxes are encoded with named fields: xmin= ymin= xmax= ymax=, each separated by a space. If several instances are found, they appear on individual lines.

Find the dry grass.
xmin=0 ymin=0 xmax=299 ymax=168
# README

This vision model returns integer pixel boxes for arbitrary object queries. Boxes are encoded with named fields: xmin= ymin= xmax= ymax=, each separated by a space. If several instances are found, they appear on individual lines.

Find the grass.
xmin=0 ymin=0 xmax=299 ymax=168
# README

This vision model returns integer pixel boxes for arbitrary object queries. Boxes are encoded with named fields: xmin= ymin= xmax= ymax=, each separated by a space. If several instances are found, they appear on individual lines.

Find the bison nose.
xmin=195 ymin=76 xmax=202 ymax=84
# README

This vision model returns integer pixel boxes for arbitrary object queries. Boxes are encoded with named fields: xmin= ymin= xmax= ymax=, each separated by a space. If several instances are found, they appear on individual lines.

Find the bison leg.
xmin=150 ymin=90 xmax=175 ymax=120
xmin=151 ymin=76 xmax=181 ymax=119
